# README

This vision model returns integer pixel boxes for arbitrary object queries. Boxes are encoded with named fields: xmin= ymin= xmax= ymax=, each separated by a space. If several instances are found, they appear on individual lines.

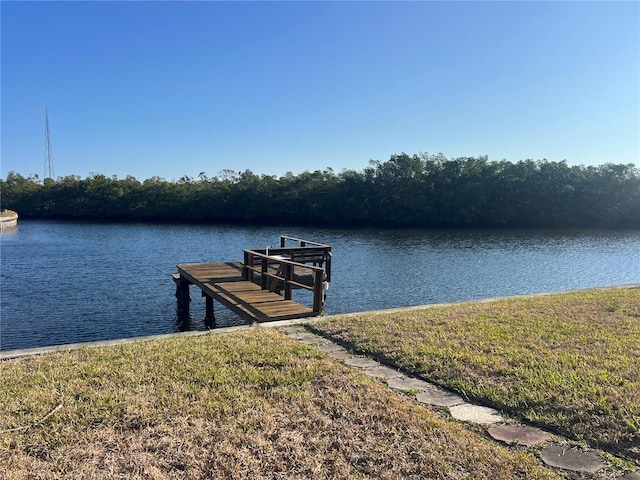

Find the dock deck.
xmin=173 ymin=236 xmax=331 ymax=326
xmin=177 ymin=261 xmax=315 ymax=322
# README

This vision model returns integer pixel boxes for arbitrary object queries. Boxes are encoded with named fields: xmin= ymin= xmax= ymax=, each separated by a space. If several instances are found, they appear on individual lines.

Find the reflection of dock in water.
xmin=173 ymin=236 xmax=331 ymax=327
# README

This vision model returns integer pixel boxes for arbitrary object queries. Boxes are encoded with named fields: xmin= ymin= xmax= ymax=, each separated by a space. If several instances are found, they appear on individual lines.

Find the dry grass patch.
xmin=312 ymin=287 xmax=640 ymax=462
xmin=0 ymin=329 xmax=559 ymax=479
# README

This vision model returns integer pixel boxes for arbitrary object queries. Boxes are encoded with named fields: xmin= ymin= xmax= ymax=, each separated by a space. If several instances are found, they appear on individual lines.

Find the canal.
xmin=1 ymin=220 xmax=638 ymax=351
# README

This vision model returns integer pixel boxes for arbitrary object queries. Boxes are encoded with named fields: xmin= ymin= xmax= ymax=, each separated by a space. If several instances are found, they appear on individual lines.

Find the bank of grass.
xmin=312 ymin=287 xmax=640 ymax=463
xmin=0 ymin=330 xmax=559 ymax=479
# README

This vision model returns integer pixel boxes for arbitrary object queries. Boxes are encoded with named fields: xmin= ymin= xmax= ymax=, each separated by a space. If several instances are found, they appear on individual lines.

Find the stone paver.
xmin=298 ymin=336 xmax=328 ymax=345
xmin=342 ymin=356 xmax=380 ymax=368
xmin=386 ymin=376 xmax=432 ymax=392
xmin=488 ymin=425 xmax=552 ymax=447
xmin=316 ymin=342 xmax=346 ymax=353
xmin=361 ymin=365 xmax=402 ymax=380
xmin=415 ymin=388 xmax=465 ymax=407
xmin=327 ymin=350 xmax=353 ymax=360
xmin=539 ymin=444 xmax=605 ymax=473
xmin=449 ymin=404 xmax=503 ymax=425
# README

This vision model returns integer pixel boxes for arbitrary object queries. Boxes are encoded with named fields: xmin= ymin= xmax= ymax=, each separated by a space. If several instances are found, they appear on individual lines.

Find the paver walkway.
xmin=279 ymin=324 xmax=637 ymax=479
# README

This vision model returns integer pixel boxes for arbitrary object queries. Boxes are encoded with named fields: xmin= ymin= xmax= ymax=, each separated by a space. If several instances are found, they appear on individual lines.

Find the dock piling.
xmin=176 ymin=276 xmax=191 ymax=323
xmin=204 ymin=294 xmax=215 ymax=328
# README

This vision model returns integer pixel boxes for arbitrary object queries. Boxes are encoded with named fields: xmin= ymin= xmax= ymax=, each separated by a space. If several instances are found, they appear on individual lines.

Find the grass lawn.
xmin=311 ymin=287 xmax=640 ymax=464
xmin=0 ymin=329 xmax=560 ymax=479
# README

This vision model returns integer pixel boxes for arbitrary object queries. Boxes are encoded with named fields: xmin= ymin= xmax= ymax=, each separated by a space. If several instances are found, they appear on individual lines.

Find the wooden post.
xmin=176 ymin=277 xmax=190 ymax=322
xmin=313 ymin=270 xmax=323 ymax=313
xmin=261 ymin=257 xmax=268 ymax=289
xmin=243 ymin=251 xmax=249 ymax=281
xmin=325 ymin=250 xmax=332 ymax=282
xmin=204 ymin=294 xmax=215 ymax=329
xmin=284 ymin=263 xmax=293 ymax=300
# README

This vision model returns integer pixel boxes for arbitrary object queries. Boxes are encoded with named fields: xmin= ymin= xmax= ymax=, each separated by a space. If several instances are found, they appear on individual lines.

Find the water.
xmin=1 ymin=220 xmax=639 ymax=351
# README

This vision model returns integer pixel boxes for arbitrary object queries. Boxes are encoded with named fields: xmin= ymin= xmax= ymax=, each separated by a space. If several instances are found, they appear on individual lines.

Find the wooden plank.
xmin=177 ymin=262 xmax=317 ymax=323
xmin=178 ymin=262 xmax=243 ymax=284
xmin=209 ymin=281 xmax=314 ymax=321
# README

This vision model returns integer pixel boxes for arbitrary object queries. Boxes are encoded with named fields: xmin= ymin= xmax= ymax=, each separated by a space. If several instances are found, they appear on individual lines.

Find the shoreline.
xmin=2 ymin=283 xmax=638 ymax=360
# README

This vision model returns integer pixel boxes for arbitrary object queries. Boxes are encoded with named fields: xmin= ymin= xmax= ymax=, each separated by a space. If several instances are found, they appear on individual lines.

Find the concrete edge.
xmin=2 ymin=283 xmax=638 ymax=360
xmin=316 ymin=283 xmax=640 ymax=319
xmin=0 ymin=325 xmax=252 ymax=360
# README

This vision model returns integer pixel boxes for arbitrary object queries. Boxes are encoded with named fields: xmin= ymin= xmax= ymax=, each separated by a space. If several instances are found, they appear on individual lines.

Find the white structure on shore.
xmin=0 ymin=209 xmax=18 ymax=230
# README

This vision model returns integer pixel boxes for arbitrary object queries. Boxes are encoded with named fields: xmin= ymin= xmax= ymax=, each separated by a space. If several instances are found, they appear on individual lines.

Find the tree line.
xmin=1 ymin=153 xmax=639 ymax=228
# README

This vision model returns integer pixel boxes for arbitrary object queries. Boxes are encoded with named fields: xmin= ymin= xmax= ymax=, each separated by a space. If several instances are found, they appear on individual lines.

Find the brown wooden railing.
xmin=242 ymin=236 xmax=331 ymax=314
xmin=278 ymin=235 xmax=332 ymax=282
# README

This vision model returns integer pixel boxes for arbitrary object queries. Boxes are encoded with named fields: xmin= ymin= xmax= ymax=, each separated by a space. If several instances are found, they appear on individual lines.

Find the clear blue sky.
xmin=1 ymin=1 xmax=638 ymax=181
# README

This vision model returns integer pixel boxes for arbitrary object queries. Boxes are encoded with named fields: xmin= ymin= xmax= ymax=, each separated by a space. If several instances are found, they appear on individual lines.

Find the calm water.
xmin=1 ymin=220 xmax=639 ymax=351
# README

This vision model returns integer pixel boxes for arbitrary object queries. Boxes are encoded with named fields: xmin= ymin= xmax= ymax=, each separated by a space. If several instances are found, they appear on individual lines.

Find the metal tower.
xmin=44 ymin=107 xmax=54 ymax=180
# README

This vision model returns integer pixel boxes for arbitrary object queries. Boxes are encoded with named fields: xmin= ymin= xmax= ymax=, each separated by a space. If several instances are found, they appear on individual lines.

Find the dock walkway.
xmin=174 ymin=236 xmax=331 ymax=326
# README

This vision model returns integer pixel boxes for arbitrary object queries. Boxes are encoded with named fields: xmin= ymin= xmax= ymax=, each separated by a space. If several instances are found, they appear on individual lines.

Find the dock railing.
xmin=279 ymin=235 xmax=332 ymax=282
xmin=242 ymin=237 xmax=331 ymax=314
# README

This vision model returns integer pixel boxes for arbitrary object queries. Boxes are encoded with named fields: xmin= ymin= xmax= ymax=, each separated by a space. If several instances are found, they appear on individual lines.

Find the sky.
xmin=1 ymin=1 xmax=639 ymax=182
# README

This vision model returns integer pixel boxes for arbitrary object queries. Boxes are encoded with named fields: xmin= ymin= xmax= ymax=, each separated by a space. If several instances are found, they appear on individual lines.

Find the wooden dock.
xmin=173 ymin=236 xmax=331 ymax=327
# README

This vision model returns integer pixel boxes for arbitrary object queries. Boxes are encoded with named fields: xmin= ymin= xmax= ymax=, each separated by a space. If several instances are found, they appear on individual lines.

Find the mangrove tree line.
xmin=1 ymin=154 xmax=638 ymax=228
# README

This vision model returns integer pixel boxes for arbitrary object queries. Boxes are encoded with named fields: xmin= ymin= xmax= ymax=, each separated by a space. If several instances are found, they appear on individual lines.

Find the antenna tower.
xmin=44 ymin=107 xmax=55 ymax=180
